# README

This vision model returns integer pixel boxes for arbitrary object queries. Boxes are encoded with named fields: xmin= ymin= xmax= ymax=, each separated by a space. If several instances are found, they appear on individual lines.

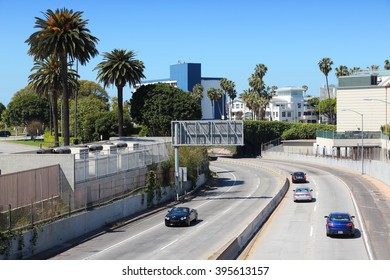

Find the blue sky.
xmin=1 ymin=0 xmax=389 ymax=106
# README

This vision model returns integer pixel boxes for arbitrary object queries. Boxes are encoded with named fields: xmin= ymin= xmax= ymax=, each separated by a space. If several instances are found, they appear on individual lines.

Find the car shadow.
xmin=328 ymin=228 xmax=362 ymax=239
xmin=165 ymin=219 xmax=204 ymax=227
xmin=294 ymin=197 xmax=317 ymax=203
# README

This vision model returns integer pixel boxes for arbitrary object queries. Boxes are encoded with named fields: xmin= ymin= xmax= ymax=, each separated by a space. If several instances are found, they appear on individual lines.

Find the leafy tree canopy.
xmin=77 ymin=80 xmax=110 ymax=102
xmin=4 ymin=87 xmax=49 ymax=127
xmin=130 ymin=83 xmax=201 ymax=136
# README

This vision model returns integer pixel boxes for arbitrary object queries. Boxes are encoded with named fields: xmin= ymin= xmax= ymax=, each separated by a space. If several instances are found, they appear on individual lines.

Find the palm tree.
xmin=26 ymin=8 xmax=99 ymax=146
xmin=241 ymin=89 xmax=256 ymax=120
xmin=207 ymin=87 xmax=223 ymax=119
xmin=220 ymin=78 xmax=236 ymax=120
xmin=192 ymin=83 xmax=204 ymax=102
xmin=349 ymin=67 xmax=361 ymax=75
xmin=335 ymin=65 xmax=350 ymax=77
xmin=318 ymin=57 xmax=333 ymax=124
xmin=95 ymin=49 xmax=145 ymax=136
xmin=318 ymin=58 xmax=333 ymax=99
xmin=28 ymin=56 xmax=79 ymax=146
xmin=368 ymin=65 xmax=380 ymax=71
xmin=385 ymin=60 xmax=390 ymax=70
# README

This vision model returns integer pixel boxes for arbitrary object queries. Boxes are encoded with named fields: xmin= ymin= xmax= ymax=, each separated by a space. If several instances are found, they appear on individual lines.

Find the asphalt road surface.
xmin=241 ymin=158 xmax=390 ymax=260
xmin=48 ymin=159 xmax=282 ymax=260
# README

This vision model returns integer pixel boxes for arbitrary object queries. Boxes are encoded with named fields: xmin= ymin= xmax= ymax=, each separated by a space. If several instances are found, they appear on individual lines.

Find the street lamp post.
xmin=342 ymin=109 xmax=364 ymax=174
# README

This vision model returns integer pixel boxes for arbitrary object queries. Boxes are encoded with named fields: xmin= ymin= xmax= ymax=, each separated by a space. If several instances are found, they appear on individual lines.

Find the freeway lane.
xmin=49 ymin=159 xmax=282 ymax=260
xmin=242 ymin=158 xmax=390 ymax=260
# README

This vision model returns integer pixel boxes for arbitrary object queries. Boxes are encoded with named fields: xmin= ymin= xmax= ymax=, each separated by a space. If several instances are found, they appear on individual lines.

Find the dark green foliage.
xmin=4 ymin=91 xmax=49 ymax=127
xmin=237 ymin=120 xmax=336 ymax=157
xmin=130 ymin=83 xmax=201 ymax=136
xmin=282 ymin=123 xmax=335 ymax=140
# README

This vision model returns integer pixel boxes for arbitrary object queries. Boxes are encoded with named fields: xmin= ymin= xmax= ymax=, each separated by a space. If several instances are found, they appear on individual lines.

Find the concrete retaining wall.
xmin=2 ymin=174 xmax=206 ymax=260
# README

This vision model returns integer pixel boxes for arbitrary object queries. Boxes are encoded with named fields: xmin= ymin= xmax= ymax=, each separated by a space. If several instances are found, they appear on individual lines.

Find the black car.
xmin=165 ymin=206 xmax=198 ymax=227
xmin=0 ymin=130 xmax=11 ymax=137
xmin=291 ymin=171 xmax=307 ymax=183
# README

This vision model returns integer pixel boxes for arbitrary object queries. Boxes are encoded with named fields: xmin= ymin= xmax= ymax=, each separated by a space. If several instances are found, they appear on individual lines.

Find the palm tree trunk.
xmin=60 ymin=55 xmax=70 ymax=146
xmin=117 ymin=86 xmax=124 ymax=136
xmin=52 ymin=91 xmax=59 ymax=147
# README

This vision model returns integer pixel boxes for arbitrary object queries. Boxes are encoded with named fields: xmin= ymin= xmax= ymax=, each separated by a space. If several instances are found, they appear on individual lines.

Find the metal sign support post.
xmin=174 ymin=122 xmax=180 ymax=200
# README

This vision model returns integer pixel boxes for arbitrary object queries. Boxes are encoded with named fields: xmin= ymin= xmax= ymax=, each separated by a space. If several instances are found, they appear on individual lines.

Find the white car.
xmin=293 ymin=186 xmax=313 ymax=202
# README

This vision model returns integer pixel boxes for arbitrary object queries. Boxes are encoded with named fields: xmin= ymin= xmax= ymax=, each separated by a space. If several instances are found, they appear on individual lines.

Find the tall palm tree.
xmin=26 ymin=8 xmax=99 ymax=146
xmin=28 ymin=57 xmax=79 ymax=146
xmin=95 ymin=49 xmax=145 ymax=136
xmin=318 ymin=57 xmax=333 ymax=124
xmin=220 ymin=78 xmax=236 ymax=120
xmin=335 ymin=65 xmax=350 ymax=77
xmin=318 ymin=57 xmax=333 ymax=99
xmin=241 ymin=89 xmax=256 ymax=120
xmin=207 ymin=87 xmax=223 ymax=119
xmin=249 ymin=64 xmax=268 ymax=96
xmin=192 ymin=83 xmax=204 ymax=102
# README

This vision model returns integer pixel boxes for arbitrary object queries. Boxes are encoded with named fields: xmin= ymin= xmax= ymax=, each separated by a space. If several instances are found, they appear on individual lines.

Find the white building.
xmin=230 ymin=98 xmax=252 ymax=120
xmin=265 ymin=87 xmax=306 ymax=122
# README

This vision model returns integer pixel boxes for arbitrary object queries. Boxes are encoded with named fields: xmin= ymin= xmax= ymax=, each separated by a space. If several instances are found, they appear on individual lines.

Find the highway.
xmin=49 ymin=159 xmax=282 ymax=260
xmin=241 ymin=158 xmax=390 ymax=260
xmin=45 ymin=157 xmax=390 ymax=260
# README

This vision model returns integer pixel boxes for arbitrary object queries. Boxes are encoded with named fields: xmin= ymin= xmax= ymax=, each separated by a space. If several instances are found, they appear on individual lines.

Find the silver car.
xmin=293 ymin=186 xmax=313 ymax=202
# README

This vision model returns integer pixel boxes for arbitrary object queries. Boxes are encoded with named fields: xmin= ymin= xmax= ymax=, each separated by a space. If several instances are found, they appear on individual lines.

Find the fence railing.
xmin=0 ymin=141 xmax=172 ymax=232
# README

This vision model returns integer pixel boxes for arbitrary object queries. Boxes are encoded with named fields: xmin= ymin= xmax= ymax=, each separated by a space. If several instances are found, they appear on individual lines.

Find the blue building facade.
xmin=135 ymin=62 xmax=223 ymax=120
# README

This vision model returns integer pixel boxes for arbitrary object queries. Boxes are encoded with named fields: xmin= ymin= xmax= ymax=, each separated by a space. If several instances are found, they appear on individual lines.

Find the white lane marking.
xmin=310 ymin=226 xmax=314 ymax=237
xmin=313 ymin=204 xmax=317 ymax=212
xmin=160 ymin=239 xmax=178 ymax=250
xmin=83 ymin=223 xmax=162 ymax=260
xmin=336 ymin=177 xmax=374 ymax=260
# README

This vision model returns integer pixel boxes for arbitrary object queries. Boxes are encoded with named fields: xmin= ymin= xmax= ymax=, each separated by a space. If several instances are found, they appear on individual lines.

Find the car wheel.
xmin=165 ymin=221 xmax=170 ymax=227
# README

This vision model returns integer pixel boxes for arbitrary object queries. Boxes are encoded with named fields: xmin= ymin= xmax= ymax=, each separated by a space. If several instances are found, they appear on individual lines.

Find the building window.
xmin=282 ymin=112 xmax=286 ymax=117
xmin=287 ymin=112 xmax=292 ymax=117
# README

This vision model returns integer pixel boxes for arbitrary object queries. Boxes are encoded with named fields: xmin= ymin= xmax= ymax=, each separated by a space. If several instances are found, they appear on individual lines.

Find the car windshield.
xmin=170 ymin=207 xmax=189 ymax=214
xmin=330 ymin=214 xmax=350 ymax=221
xmin=294 ymin=172 xmax=304 ymax=176
xmin=296 ymin=188 xmax=309 ymax=193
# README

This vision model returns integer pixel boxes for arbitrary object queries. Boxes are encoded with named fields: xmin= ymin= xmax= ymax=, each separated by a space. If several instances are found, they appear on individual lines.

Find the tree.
xmin=206 ymin=87 xmax=223 ymax=119
xmin=130 ymin=83 xmax=201 ymax=136
xmin=69 ymin=94 xmax=110 ymax=142
xmin=318 ymin=58 xmax=333 ymax=99
xmin=0 ymin=102 xmax=5 ymax=124
xmin=3 ymin=89 xmax=49 ymax=129
xmin=95 ymin=49 xmax=145 ymax=137
xmin=385 ymin=60 xmax=390 ymax=70
xmin=220 ymin=78 xmax=236 ymax=120
xmin=349 ymin=67 xmax=361 ymax=75
xmin=192 ymin=83 xmax=204 ymax=102
xmin=318 ymin=98 xmax=336 ymax=124
xmin=28 ymin=56 xmax=79 ymax=146
xmin=77 ymin=80 xmax=110 ymax=102
xmin=335 ymin=65 xmax=350 ymax=77
xmin=26 ymin=8 xmax=99 ymax=146
xmin=367 ymin=65 xmax=380 ymax=71
xmin=318 ymin=57 xmax=334 ymax=123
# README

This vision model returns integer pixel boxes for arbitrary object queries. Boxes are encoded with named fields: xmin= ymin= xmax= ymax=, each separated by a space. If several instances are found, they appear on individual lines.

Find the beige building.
xmin=316 ymin=70 xmax=390 ymax=160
